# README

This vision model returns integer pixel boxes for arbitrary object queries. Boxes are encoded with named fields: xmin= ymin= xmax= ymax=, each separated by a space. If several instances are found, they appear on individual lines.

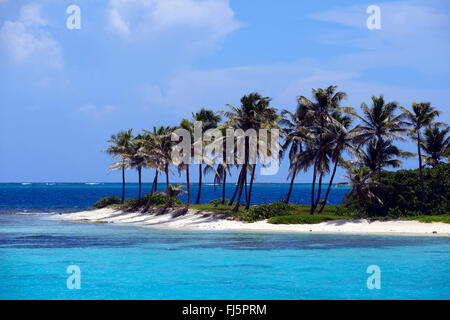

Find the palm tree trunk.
xmin=143 ymin=171 xmax=158 ymax=213
xmin=185 ymin=165 xmax=190 ymax=210
xmin=195 ymin=163 xmax=202 ymax=204
xmin=417 ymin=131 xmax=425 ymax=202
xmin=314 ymin=172 xmax=323 ymax=210
xmin=221 ymin=173 xmax=226 ymax=205
xmin=229 ymin=169 xmax=243 ymax=205
xmin=121 ymin=161 xmax=125 ymax=204
xmin=233 ymin=165 xmax=247 ymax=213
xmin=310 ymin=163 xmax=317 ymax=215
xmin=164 ymin=163 xmax=169 ymax=208
xmin=137 ymin=166 xmax=142 ymax=207
xmin=284 ymin=167 xmax=297 ymax=204
xmin=234 ymin=138 xmax=250 ymax=214
xmin=285 ymin=144 xmax=301 ymax=204
xmin=245 ymin=164 xmax=256 ymax=210
xmin=244 ymin=172 xmax=248 ymax=205
xmin=318 ymin=158 xmax=338 ymax=213
xmin=152 ymin=172 xmax=158 ymax=194
xmin=312 ymin=116 xmax=325 ymax=214
xmin=357 ymin=195 xmax=362 ymax=218
xmin=376 ymin=135 xmax=382 ymax=184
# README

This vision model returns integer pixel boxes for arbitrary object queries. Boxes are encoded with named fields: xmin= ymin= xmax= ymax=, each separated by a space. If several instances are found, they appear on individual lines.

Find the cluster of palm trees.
xmin=105 ymin=86 xmax=449 ymax=216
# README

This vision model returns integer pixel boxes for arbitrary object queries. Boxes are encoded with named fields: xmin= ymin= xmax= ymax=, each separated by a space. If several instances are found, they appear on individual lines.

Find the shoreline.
xmin=52 ymin=208 xmax=450 ymax=237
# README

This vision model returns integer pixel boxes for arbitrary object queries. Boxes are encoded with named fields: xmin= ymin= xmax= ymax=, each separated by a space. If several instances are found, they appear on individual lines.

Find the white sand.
xmin=52 ymin=208 xmax=450 ymax=237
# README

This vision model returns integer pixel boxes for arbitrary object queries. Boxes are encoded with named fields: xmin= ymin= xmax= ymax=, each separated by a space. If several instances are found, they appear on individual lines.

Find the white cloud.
xmin=136 ymin=60 xmax=450 ymax=127
xmin=0 ymin=3 xmax=62 ymax=69
xmin=108 ymin=8 xmax=131 ymax=37
xmin=107 ymin=0 xmax=241 ymax=45
xmin=309 ymin=1 xmax=450 ymax=75
xmin=311 ymin=1 xmax=450 ymax=36
xmin=75 ymin=103 xmax=116 ymax=120
xmin=137 ymin=63 xmax=356 ymax=118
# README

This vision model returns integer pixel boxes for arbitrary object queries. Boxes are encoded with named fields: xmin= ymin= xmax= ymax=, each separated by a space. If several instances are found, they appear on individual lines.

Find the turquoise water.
xmin=1 ymin=214 xmax=449 ymax=300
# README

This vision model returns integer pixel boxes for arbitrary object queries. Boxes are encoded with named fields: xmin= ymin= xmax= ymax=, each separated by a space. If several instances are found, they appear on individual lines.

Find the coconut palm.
xmin=105 ymin=129 xmax=133 ymax=204
xmin=204 ymin=132 xmax=232 ymax=205
xmin=139 ymin=131 xmax=163 ymax=213
xmin=215 ymin=128 xmax=233 ymax=205
xmin=127 ymin=134 xmax=147 ymax=207
xmin=177 ymin=118 xmax=195 ymax=212
xmin=317 ymin=112 xmax=355 ymax=213
xmin=165 ymin=184 xmax=187 ymax=208
xmin=338 ymin=164 xmax=382 ymax=218
xmin=421 ymin=126 xmax=450 ymax=167
xmin=400 ymin=102 xmax=442 ymax=200
xmin=280 ymin=107 xmax=308 ymax=204
xmin=143 ymin=126 xmax=175 ymax=210
xmin=192 ymin=109 xmax=221 ymax=204
xmin=344 ymin=95 xmax=408 ymax=183
xmin=221 ymin=93 xmax=280 ymax=213
xmin=296 ymin=86 xmax=347 ymax=214
xmin=361 ymin=139 xmax=414 ymax=173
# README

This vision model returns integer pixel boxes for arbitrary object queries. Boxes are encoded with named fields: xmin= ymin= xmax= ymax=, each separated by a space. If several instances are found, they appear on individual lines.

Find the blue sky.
xmin=0 ymin=0 xmax=449 ymax=183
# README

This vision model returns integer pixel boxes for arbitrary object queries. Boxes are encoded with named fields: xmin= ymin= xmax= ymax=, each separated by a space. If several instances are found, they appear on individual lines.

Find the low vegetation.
xmin=268 ymin=215 xmax=336 ymax=224
xmin=404 ymin=214 xmax=450 ymax=224
xmin=93 ymin=193 xmax=183 ymax=210
xmin=344 ymin=163 xmax=449 ymax=217
xmin=93 ymin=196 xmax=121 ymax=209
xmin=92 ymin=195 xmax=450 ymax=224
xmin=92 ymin=165 xmax=449 ymax=224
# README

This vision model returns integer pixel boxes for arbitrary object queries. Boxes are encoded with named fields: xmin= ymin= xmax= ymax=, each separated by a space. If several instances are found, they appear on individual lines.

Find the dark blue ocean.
xmin=0 ymin=183 xmax=350 ymax=213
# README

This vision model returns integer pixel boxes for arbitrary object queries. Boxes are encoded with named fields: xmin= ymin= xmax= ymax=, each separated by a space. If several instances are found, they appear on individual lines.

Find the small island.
xmin=59 ymin=89 xmax=450 ymax=236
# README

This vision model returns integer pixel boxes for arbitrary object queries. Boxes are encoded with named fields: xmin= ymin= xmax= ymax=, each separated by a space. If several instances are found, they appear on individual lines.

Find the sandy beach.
xmin=54 ymin=208 xmax=450 ymax=237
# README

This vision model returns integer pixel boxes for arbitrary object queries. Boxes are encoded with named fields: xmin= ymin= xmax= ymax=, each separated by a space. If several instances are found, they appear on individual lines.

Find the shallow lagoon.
xmin=0 ymin=214 xmax=449 ymax=299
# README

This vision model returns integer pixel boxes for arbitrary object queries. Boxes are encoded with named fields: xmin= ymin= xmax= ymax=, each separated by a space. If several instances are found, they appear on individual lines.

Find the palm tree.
xmin=338 ymin=164 xmax=382 ymax=218
xmin=127 ymin=134 xmax=147 ymax=207
xmin=344 ymin=95 xmax=407 ymax=183
xmin=192 ymin=108 xmax=221 ymax=204
xmin=297 ymin=86 xmax=347 ymax=214
xmin=215 ymin=128 xmax=232 ymax=205
xmin=280 ymin=108 xmax=307 ymax=203
xmin=140 ymin=130 xmax=163 ymax=213
xmin=177 ymin=118 xmax=195 ymax=212
xmin=165 ymin=184 xmax=187 ymax=207
xmin=421 ymin=126 xmax=450 ymax=167
xmin=361 ymin=139 xmax=414 ymax=173
xmin=144 ymin=126 xmax=175 ymax=210
xmin=105 ymin=129 xmax=133 ymax=204
xmin=221 ymin=93 xmax=280 ymax=213
xmin=317 ymin=112 xmax=355 ymax=213
xmin=401 ymin=102 xmax=442 ymax=200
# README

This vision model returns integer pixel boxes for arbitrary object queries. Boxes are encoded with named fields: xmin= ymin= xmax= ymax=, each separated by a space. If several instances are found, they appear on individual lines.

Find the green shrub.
xmin=333 ymin=206 xmax=355 ymax=216
xmin=123 ymin=193 xmax=184 ymax=208
xmin=148 ymin=193 xmax=183 ymax=206
xmin=345 ymin=163 xmax=449 ymax=217
xmin=92 ymin=196 xmax=121 ymax=209
xmin=123 ymin=198 xmax=138 ymax=208
xmin=208 ymin=198 xmax=230 ymax=207
xmin=242 ymin=202 xmax=292 ymax=222
xmin=268 ymin=215 xmax=332 ymax=224
xmin=147 ymin=193 xmax=166 ymax=205
xmin=414 ymin=215 xmax=450 ymax=223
